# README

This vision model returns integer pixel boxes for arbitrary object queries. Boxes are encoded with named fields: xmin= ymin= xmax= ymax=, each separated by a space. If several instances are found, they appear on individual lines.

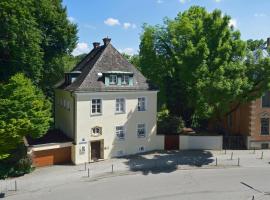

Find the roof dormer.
xmin=103 ymin=71 xmax=134 ymax=86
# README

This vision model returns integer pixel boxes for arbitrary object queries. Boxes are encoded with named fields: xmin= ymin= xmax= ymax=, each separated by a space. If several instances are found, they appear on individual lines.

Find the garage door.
xmin=32 ymin=147 xmax=71 ymax=167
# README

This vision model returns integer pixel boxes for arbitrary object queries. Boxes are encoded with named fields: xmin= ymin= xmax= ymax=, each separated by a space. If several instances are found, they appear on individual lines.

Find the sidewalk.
xmin=1 ymin=150 xmax=270 ymax=198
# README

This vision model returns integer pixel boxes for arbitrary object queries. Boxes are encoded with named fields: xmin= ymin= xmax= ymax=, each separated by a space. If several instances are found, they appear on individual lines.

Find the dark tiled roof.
xmin=26 ymin=129 xmax=73 ymax=146
xmin=57 ymin=40 xmax=157 ymax=92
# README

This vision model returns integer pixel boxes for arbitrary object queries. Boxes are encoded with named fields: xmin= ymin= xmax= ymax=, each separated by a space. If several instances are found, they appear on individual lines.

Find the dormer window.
xmin=109 ymin=75 xmax=117 ymax=85
xmin=121 ymin=75 xmax=129 ymax=85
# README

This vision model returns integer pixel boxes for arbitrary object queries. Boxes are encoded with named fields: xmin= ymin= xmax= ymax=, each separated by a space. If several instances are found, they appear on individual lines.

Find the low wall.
xmin=179 ymin=135 xmax=223 ymax=150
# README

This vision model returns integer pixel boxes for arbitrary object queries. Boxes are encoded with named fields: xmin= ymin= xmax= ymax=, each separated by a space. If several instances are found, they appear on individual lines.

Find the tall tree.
xmin=0 ymin=74 xmax=52 ymax=159
xmin=139 ymin=6 xmax=270 ymax=126
xmin=0 ymin=0 xmax=77 ymax=96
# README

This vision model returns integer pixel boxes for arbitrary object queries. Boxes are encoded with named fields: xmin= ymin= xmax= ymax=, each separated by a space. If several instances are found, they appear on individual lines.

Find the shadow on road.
xmin=124 ymin=150 xmax=214 ymax=175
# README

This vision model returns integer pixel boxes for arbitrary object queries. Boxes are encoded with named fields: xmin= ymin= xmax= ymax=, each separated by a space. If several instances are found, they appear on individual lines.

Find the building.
xmin=222 ymin=39 xmax=270 ymax=149
xmin=54 ymin=38 xmax=164 ymax=164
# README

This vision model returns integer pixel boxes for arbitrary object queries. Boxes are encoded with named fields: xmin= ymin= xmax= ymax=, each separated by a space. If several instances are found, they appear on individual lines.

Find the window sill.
xmin=115 ymin=112 xmax=126 ymax=115
xmin=90 ymin=113 xmax=102 ymax=117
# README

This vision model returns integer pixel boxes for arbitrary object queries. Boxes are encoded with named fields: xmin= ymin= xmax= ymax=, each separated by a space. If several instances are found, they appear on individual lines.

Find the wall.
xmin=55 ymin=89 xmax=75 ymax=140
xmin=179 ymin=135 xmax=223 ymax=150
xmin=72 ymin=91 xmax=164 ymax=164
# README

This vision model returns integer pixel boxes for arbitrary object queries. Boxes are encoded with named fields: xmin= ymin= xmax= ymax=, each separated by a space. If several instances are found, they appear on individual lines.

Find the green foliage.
xmin=139 ymin=6 xmax=270 ymax=125
xmin=0 ymin=0 xmax=78 ymax=96
xmin=157 ymin=108 xmax=185 ymax=134
xmin=0 ymin=145 xmax=33 ymax=179
xmin=0 ymin=73 xmax=52 ymax=158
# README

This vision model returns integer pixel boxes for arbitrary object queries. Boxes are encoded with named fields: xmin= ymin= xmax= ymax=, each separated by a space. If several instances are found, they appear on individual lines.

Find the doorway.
xmin=91 ymin=141 xmax=101 ymax=161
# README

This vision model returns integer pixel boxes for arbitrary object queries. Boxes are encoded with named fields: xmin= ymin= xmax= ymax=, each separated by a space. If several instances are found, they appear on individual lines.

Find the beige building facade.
xmin=54 ymin=38 xmax=164 ymax=164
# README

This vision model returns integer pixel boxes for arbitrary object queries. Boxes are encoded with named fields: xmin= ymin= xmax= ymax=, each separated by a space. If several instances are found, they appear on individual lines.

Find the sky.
xmin=62 ymin=0 xmax=270 ymax=56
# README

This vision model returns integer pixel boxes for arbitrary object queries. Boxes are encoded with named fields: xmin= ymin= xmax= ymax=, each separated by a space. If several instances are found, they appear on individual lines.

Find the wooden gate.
xmin=164 ymin=135 xmax=179 ymax=150
xmin=91 ymin=141 xmax=101 ymax=161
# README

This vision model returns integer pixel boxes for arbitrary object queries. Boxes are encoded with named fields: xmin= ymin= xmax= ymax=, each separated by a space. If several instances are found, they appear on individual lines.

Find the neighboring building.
xmin=54 ymin=38 xmax=164 ymax=164
xmin=222 ymin=39 xmax=270 ymax=149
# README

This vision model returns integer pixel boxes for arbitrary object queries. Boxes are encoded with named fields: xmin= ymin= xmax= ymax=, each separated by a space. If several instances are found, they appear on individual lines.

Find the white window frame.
xmin=121 ymin=75 xmax=129 ymax=85
xmin=138 ymin=97 xmax=147 ymax=111
xmin=116 ymin=126 xmax=125 ymax=140
xmin=115 ymin=98 xmax=126 ymax=113
xmin=109 ymin=75 xmax=118 ymax=85
xmin=91 ymin=99 xmax=102 ymax=115
xmin=137 ymin=123 xmax=146 ymax=138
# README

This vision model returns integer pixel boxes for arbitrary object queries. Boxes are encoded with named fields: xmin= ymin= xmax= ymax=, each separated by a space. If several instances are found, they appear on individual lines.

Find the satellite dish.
xmin=97 ymin=72 xmax=103 ymax=77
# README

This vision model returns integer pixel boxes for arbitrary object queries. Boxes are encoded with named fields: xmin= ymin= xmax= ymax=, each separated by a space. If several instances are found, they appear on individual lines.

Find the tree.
xmin=122 ymin=53 xmax=141 ymax=70
xmin=0 ymin=73 xmax=52 ymax=159
xmin=0 ymin=0 xmax=77 ymax=96
xmin=139 ymin=6 xmax=270 ymax=127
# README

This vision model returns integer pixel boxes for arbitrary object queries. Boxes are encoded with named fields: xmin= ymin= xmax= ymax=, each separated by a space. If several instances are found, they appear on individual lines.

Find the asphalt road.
xmin=5 ymin=166 xmax=270 ymax=200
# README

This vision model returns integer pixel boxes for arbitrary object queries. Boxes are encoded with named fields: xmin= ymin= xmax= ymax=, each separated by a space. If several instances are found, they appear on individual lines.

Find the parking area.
xmin=1 ymin=150 xmax=270 ymax=199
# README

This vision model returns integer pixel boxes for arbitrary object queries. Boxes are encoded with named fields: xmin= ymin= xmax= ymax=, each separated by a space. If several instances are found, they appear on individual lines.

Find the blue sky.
xmin=62 ymin=0 xmax=270 ymax=56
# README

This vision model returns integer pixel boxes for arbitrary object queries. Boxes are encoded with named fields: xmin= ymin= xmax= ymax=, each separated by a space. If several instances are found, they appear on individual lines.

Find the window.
xmin=116 ymin=98 xmax=125 ymax=113
xmin=227 ymin=114 xmax=232 ymax=128
xmin=262 ymin=91 xmax=270 ymax=107
xmin=261 ymin=118 xmax=269 ymax=135
xmin=138 ymin=97 xmax=146 ymax=111
xmin=138 ymin=146 xmax=145 ymax=152
xmin=91 ymin=126 xmax=102 ymax=137
xmin=137 ymin=123 xmax=146 ymax=138
xmin=91 ymin=99 xmax=102 ymax=114
xmin=116 ymin=126 xmax=125 ymax=140
xmin=121 ymin=75 xmax=129 ymax=85
xmin=109 ymin=75 xmax=117 ymax=85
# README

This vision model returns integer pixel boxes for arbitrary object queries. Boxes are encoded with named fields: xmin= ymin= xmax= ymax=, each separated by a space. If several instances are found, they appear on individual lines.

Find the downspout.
xmin=71 ymin=92 xmax=77 ymax=145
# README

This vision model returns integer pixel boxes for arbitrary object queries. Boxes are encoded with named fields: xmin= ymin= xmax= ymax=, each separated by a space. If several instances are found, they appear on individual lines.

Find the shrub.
xmin=157 ymin=109 xmax=185 ymax=135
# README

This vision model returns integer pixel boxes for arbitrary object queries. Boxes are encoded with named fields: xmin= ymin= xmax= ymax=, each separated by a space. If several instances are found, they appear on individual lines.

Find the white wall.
xmin=55 ymin=89 xmax=75 ymax=140
xmin=179 ymin=135 xmax=223 ymax=150
xmin=72 ymin=91 xmax=164 ymax=164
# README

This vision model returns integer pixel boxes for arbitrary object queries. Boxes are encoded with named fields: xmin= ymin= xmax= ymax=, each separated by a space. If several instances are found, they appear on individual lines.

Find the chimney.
xmin=93 ymin=42 xmax=100 ymax=49
xmin=267 ymin=37 xmax=270 ymax=48
xmin=103 ymin=37 xmax=111 ymax=46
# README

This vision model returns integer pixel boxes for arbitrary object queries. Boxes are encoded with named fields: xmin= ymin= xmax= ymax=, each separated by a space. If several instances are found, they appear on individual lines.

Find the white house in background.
xmin=55 ymin=38 xmax=164 ymax=164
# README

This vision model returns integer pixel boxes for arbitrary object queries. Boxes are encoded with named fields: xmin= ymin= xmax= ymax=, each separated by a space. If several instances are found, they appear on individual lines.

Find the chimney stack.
xmin=103 ymin=37 xmax=111 ymax=46
xmin=267 ymin=37 xmax=270 ymax=48
xmin=93 ymin=42 xmax=100 ymax=49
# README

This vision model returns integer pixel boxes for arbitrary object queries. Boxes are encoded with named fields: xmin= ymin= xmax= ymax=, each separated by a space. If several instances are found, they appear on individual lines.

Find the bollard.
xmin=230 ymin=152 xmax=233 ymax=160
xmin=252 ymin=195 xmax=255 ymax=200
xmin=112 ymin=164 xmax=114 ymax=173
xmin=215 ymin=157 xmax=217 ymax=166
xmin=237 ymin=158 xmax=240 ymax=166
xmin=15 ymin=180 xmax=17 ymax=191
xmin=261 ymin=151 xmax=264 ymax=160
xmin=253 ymin=148 xmax=255 ymax=154
xmin=225 ymin=149 xmax=227 ymax=155
xmin=84 ymin=162 xmax=87 ymax=171
xmin=88 ymin=168 xmax=90 ymax=177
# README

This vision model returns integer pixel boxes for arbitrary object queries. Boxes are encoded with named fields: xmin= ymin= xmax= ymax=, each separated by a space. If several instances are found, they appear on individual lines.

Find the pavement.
xmin=1 ymin=150 xmax=270 ymax=200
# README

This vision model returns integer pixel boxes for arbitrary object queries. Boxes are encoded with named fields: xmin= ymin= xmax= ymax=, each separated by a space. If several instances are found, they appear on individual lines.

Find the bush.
xmin=0 ymin=145 xmax=34 ymax=179
xmin=157 ymin=109 xmax=185 ymax=135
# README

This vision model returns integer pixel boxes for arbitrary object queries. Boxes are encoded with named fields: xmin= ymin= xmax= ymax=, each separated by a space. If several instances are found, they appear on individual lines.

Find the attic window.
xmin=109 ymin=75 xmax=117 ymax=85
xmin=121 ymin=75 xmax=129 ymax=85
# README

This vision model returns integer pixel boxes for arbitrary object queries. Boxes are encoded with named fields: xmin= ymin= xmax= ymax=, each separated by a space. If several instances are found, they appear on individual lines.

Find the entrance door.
xmin=91 ymin=141 xmax=101 ymax=161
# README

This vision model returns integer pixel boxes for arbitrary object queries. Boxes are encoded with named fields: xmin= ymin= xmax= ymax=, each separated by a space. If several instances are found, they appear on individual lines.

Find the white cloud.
xmin=119 ymin=48 xmax=135 ymax=56
xmin=179 ymin=0 xmax=190 ymax=4
xmin=123 ymin=22 xmax=137 ymax=30
xmin=83 ymin=24 xmax=96 ymax=30
xmin=72 ymin=42 xmax=90 ymax=56
xmin=68 ymin=16 xmax=76 ymax=23
xmin=254 ymin=13 xmax=267 ymax=17
xmin=229 ymin=18 xmax=237 ymax=28
xmin=104 ymin=18 xmax=120 ymax=26
xmin=157 ymin=0 xmax=164 ymax=3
